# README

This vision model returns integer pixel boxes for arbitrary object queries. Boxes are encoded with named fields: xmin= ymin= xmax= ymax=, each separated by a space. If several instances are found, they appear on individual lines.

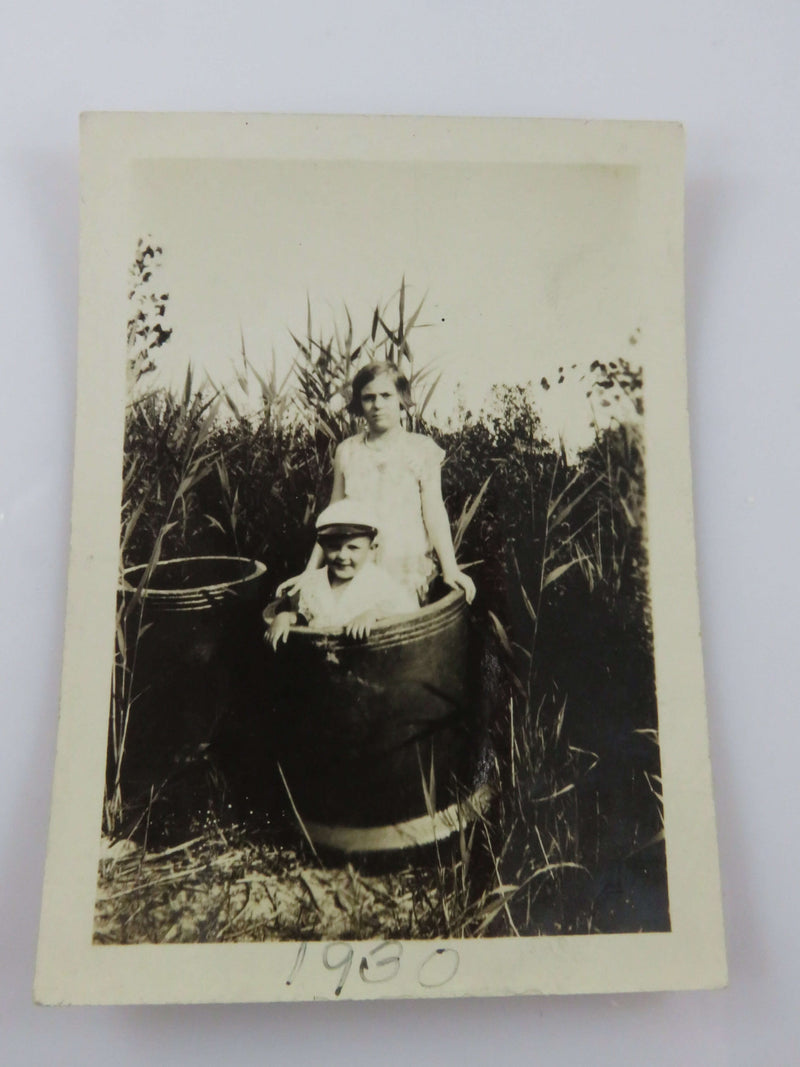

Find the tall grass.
xmin=106 ymin=368 xmax=220 ymax=834
xmin=102 ymin=282 xmax=667 ymax=939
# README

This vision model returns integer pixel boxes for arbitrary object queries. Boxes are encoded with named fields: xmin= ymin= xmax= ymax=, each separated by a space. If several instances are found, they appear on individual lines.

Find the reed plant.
xmin=106 ymin=367 xmax=221 ymax=834
xmin=102 ymin=281 xmax=667 ymax=939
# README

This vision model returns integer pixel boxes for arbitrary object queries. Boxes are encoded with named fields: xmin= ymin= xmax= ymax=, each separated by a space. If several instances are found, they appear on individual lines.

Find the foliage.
xmin=107 ymin=367 xmax=221 ymax=833
xmin=126 ymin=238 xmax=173 ymax=388
xmin=288 ymin=278 xmax=441 ymax=441
xmin=105 ymin=280 xmax=667 ymax=938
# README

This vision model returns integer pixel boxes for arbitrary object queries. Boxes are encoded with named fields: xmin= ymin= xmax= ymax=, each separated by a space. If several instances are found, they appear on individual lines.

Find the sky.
xmin=130 ymin=157 xmax=645 ymax=450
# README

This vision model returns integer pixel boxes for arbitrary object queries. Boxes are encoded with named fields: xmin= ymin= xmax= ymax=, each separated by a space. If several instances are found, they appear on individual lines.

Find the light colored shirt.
xmin=335 ymin=431 xmax=445 ymax=596
xmin=297 ymin=561 xmax=418 ymax=630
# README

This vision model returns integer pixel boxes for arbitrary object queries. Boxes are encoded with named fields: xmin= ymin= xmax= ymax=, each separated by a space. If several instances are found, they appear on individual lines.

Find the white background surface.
xmin=1 ymin=2 xmax=797 ymax=1063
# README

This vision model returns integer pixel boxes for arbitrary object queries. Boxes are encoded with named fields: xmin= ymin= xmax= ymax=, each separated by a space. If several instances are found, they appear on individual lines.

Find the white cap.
xmin=315 ymin=498 xmax=380 ymax=538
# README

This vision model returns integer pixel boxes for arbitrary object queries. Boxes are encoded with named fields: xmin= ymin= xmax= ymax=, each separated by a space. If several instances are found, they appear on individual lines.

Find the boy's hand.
xmin=345 ymin=610 xmax=378 ymax=640
xmin=267 ymin=612 xmax=297 ymax=650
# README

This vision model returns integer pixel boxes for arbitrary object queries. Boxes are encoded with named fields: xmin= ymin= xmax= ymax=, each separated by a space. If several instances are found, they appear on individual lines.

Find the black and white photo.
xmin=35 ymin=114 xmax=725 ymax=1003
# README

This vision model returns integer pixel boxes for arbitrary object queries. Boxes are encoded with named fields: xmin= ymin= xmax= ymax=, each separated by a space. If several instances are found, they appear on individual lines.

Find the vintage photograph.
xmin=97 ymin=155 xmax=667 ymax=945
xmin=36 ymin=115 xmax=725 ymax=1002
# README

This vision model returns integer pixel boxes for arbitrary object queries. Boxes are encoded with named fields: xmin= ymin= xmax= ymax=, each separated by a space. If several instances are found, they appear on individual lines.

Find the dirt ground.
xmin=94 ymin=828 xmax=452 ymax=944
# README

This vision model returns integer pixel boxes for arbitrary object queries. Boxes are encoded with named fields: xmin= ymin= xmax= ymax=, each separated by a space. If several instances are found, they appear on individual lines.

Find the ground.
xmin=94 ymin=828 xmax=458 ymax=944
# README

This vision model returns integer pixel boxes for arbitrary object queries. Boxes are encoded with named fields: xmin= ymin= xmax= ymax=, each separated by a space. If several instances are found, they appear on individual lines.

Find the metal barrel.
xmin=271 ymin=587 xmax=491 ymax=856
xmin=109 ymin=556 xmax=268 ymax=833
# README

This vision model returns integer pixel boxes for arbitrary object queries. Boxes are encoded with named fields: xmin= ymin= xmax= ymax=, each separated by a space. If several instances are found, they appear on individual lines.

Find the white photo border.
xmin=35 ymin=113 xmax=726 ymax=1004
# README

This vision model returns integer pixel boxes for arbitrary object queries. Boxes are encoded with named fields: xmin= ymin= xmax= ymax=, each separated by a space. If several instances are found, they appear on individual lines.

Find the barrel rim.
xmin=301 ymin=783 xmax=494 ymax=853
xmin=121 ymin=555 xmax=267 ymax=597
xmin=288 ymin=586 xmax=466 ymax=646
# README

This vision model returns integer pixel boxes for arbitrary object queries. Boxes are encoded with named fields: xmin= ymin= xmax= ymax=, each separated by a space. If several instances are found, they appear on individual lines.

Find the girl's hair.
xmin=348 ymin=361 xmax=413 ymax=416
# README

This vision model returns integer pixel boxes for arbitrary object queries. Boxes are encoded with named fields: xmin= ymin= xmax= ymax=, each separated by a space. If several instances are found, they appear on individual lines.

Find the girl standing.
xmin=280 ymin=361 xmax=475 ymax=605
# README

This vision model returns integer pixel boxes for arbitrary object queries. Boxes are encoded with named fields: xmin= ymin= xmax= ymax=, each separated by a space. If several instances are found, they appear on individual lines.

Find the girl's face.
xmin=360 ymin=373 xmax=402 ymax=433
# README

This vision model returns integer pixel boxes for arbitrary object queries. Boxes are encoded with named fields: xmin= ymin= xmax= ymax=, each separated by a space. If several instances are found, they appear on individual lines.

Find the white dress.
xmin=335 ymin=431 xmax=445 ymax=598
xmin=297 ymin=562 xmax=418 ymax=630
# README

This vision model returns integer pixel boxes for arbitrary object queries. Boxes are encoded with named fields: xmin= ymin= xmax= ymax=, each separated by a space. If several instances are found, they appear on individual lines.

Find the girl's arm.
xmin=276 ymin=445 xmax=345 ymax=595
xmin=420 ymin=470 xmax=476 ymax=603
xmin=329 ymin=445 xmax=345 ymax=505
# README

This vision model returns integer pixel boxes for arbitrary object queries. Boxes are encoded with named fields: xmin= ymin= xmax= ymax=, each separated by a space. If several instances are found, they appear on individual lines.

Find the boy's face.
xmin=320 ymin=533 xmax=374 ymax=585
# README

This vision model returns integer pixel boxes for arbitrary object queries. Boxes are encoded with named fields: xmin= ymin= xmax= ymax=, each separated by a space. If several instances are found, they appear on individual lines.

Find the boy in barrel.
xmin=265 ymin=499 xmax=418 ymax=648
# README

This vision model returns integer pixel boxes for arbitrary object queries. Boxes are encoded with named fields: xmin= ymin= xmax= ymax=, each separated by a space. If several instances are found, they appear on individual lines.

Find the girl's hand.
xmin=267 ymin=612 xmax=297 ymax=650
xmin=442 ymin=568 xmax=476 ymax=605
xmin=276 ymin=572 xmax=309 ymax=598
xmin=345 ymin=610 xmax=378 ymax=641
